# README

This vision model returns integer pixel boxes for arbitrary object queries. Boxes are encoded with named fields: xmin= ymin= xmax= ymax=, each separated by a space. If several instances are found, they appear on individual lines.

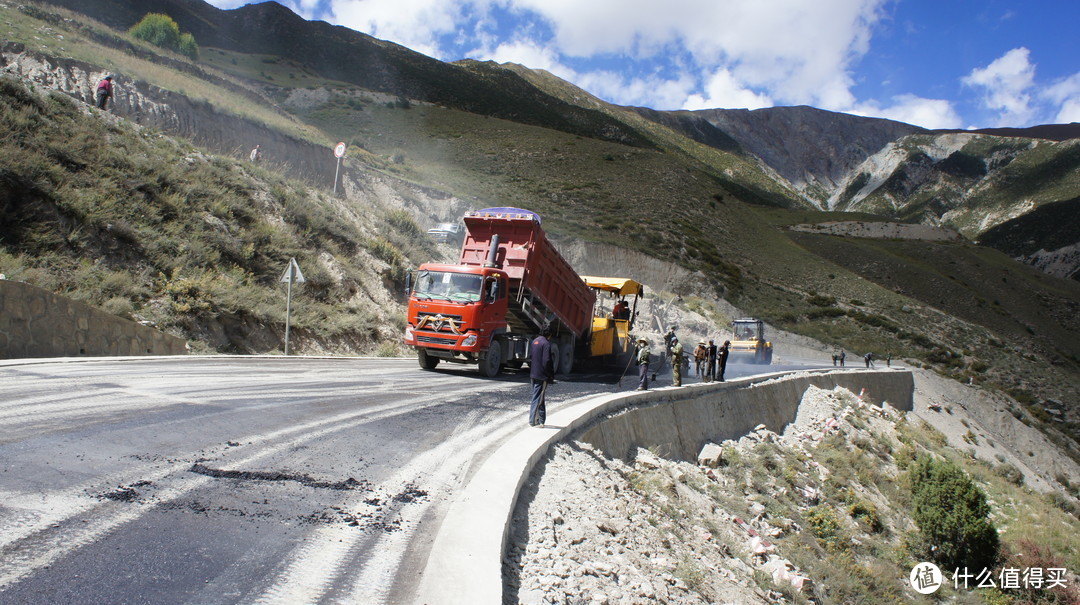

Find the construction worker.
xmin=95 ymin=75 xmax=113 ymax=110
xmin=718 ymin=340 xmax=730 ymax=382
xmin=670 ymin=336 xmax=684 ymax=386
xmin=693 ymin=341 xmax=707 ymax=376
xmin=635 ymin=338 xmax=651 ymax=391
xmin=705 ymin=339 xmax=717 ymax=382
xmin=613 ymin=298 xmax=629 ymax=320
xmin=528 ymin=325 xmax=555 ymax=426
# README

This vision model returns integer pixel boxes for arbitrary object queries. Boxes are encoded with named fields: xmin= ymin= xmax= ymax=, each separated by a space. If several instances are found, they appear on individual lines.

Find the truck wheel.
xmin=548 ymin=343 xmax=560 ymax=374
xmin=418 ymin=349 xmax=439 ymax=370
xmin=764 ymin=349 xmax=773 ymax=365
xmin=559 ymin=342 xmax=574 ymax=374
xmin=479 ymin=344 xmax=502 ymax=377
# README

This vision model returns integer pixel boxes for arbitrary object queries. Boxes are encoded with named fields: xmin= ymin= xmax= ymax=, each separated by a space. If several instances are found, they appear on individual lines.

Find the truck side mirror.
xmin=405 ymin=273 xmax=412 ymax=296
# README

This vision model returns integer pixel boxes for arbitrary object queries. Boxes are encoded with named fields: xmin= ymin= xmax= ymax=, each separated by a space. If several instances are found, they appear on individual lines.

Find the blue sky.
xmin=205 ymin=0 xmax=1079 ymax=130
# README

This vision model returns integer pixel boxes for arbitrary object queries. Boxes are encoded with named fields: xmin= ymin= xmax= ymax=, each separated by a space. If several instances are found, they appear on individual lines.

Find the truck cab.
xmin=404 ymin=263 xmax=515 ymax=375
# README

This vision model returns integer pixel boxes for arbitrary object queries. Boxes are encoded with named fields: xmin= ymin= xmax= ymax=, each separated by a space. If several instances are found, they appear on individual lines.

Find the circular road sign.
xmin=334 ymin=142 xmax=347 ymax=158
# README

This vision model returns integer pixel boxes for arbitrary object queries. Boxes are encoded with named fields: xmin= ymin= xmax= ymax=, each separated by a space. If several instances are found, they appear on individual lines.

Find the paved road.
xmin=0 ymin=356 xmax=820 ymax=604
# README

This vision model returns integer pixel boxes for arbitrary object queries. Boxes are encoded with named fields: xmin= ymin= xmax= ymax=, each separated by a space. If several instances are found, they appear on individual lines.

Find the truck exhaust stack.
xmin=485 ymin=234 xmax=500 ymax=268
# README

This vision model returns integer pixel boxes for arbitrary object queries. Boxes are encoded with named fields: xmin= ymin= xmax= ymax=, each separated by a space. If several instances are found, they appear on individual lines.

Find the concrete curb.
xmin=416 ymin=368 xmax=910 ymax=604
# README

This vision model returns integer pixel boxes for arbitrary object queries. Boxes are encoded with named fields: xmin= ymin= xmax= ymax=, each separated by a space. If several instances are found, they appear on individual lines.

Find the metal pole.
xmin=284 ymin=273 xmax=294 ymax=355
xmin=333 ymin=156 xmax=342 ymax=195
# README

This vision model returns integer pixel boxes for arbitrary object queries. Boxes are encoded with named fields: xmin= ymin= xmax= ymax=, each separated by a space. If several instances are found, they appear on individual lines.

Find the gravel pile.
xmin=505 ymin=443 xmax=769 ymax=605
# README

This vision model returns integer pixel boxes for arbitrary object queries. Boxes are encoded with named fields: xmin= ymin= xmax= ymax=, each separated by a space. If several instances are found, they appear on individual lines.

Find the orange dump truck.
xmin=404 ymin=208 xmax=596 ymax=377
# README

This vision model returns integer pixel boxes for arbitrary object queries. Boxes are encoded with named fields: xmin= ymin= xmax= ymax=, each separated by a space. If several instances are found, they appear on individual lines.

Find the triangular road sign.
xmin=280 ymin=258 xmax=306 ymax=283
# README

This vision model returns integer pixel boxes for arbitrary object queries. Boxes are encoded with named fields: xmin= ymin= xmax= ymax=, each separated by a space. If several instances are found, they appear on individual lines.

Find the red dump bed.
xmin=460 ymin=209 xmax=594 ymax=337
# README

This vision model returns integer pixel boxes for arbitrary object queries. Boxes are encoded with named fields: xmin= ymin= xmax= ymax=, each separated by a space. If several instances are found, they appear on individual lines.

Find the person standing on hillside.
xmin=94 ymin=75 xmax=113 ymax=110
xmin=249 ymin=144 xmax=262 ymax=163
xmin=635 ymin=338 xmax=651 ymax=391
xmin=670 ymin=336 xmax=684 ymax=386
xmin=528 ymin=325 xmax=555 ymax=427
xmin=718 ymin=340 xmax=731 ymax=382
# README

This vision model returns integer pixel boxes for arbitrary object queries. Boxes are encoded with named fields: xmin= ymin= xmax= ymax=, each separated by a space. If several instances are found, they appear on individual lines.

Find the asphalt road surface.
xmin=0 ymin=355 xmax=821 ymax=604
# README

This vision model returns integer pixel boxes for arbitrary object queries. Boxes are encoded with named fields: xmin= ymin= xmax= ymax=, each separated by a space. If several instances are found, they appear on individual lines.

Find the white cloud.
xmin=328 ymin=0 xmax=473 ymax=58
xmin=1055 ymin=99 xmax=1080 ymax=124
xmin=479 ymin=41 xmax=696 ymax=110
xmin=485 ymin=40 xmax=569 ymax=77
xmin=683 ymin=69 xmax=772 ymax=111
xmin=853 ymin=95 xmax=962 ymax=129
xmin=1043 ymin=73 xmax=1080 ymax=124
xmin=504 ymin=0 xmax=886 ymax=110
xmin=962 ymin=47 xmax=1037 ymax=127
xmin=582 ymin=71 xmax=697 ymax=109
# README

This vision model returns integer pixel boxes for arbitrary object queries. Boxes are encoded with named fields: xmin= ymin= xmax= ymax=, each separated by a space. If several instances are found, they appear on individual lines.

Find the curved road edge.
xmin=415 ymin=368 xmax=915 ymax=605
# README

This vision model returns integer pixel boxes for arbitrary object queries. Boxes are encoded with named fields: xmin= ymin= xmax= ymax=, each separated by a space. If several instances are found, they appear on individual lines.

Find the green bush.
xmin=993 ymin=463 xmax=1025 ymax=487
xmin=129 ymin=13 xmax=199 ymax=60
xmin=909 ymin=455 xmax=999 ymax=571
xmin=804 ymin=505 xmax=845 ymax=551
xmin=848 ymin=500 xmax=884 ymax=533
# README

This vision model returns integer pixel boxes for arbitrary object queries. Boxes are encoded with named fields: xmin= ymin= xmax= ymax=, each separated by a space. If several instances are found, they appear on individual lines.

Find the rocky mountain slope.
xmin=829 ymin=133 xmax=1080 ymax=238
xmin=681 ymin=105 xmax=927 ymax=204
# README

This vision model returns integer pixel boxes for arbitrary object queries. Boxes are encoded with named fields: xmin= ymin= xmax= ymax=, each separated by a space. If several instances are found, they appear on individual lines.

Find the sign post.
xmin=333 ymin=142 xmax=347 ymax=195
xmin=279 ymin=257 xmax=305 ymax=355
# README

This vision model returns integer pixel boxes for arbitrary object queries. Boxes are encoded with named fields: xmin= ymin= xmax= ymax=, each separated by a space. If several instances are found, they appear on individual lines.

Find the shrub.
xmin=848 ymin=500 xmax=884 ymax=533
xmin=993 ymin=463 xmax=1025 ymax=487
xmin=1000 ymin=539 xmax=1080 ymax=604
xmin=129 ymin=13 xmax=199 ymax=60
xmin=804 ymin=505 xmax=845 ymax=551
xmin=909 ymin=455 xmax=999 ymax=571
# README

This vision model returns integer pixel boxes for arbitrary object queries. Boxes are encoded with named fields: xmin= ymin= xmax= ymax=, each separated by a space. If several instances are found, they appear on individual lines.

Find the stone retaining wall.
xmin=0 ymin=280 xmax=187 ymax=358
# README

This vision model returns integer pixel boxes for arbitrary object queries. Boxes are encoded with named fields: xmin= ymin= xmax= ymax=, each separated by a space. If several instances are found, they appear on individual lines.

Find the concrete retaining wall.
xmin=0 ymin=280 xmax=187 ymax=358
xmin=580 ymin=370 xmax=914 ymax=461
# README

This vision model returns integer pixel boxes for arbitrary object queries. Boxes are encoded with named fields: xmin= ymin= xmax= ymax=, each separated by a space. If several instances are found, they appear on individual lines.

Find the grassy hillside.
xmin=0 ymin=75 xmax=425 ymax=353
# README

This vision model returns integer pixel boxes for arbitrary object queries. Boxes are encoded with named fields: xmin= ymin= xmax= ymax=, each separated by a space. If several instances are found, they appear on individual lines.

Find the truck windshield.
xmin=733 ymin=322 xmax=759 ymax=340
xmin=413 ymin=271 xmax=483 ymax=302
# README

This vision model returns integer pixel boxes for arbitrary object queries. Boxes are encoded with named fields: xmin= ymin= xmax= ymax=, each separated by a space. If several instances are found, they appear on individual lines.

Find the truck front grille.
xmin=416 ymin=334 xmax=458 ymax=345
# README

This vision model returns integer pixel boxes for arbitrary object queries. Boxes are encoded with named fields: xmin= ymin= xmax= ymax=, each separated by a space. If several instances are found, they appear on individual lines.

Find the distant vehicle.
xmin=729 ymin=318 xmax=773 ymax=364
xmin=427 ymin=223 xmax=463 ymax=244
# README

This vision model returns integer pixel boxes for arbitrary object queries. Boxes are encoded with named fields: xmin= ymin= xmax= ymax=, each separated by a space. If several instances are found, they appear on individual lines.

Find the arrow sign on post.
xmin=280 ymin=258 xmax=305 ymax=355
